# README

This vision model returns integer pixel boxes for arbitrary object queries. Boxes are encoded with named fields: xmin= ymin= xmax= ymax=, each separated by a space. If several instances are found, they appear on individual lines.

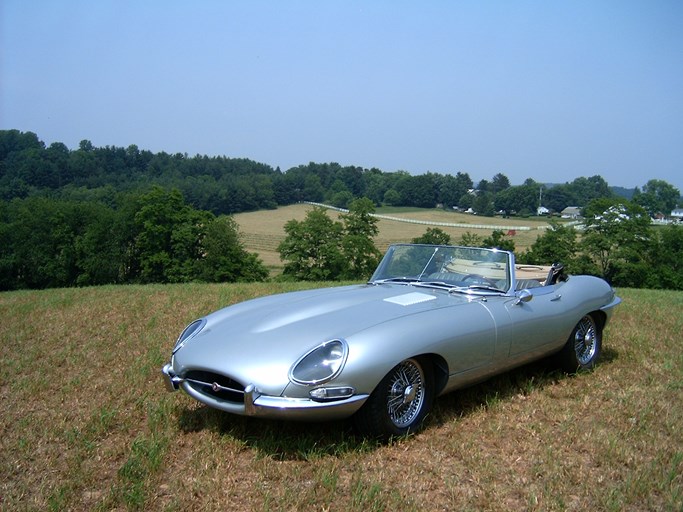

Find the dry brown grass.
xmin=1 ymin=284 xmax=681 ymax=511
xmin=235 ymin=205 xmax=552 ymax=269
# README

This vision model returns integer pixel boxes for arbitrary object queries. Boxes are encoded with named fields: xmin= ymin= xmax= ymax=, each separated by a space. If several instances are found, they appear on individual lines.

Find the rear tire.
xmin=559 ymin=314 xmax=602 ymax=373
xmin=354 ymin=357 xmax=434 ymax=439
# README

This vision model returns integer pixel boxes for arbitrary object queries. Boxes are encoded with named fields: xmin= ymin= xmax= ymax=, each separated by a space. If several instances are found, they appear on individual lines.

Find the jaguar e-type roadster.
xmin=162 ymin=244 xmax=621 ymax=438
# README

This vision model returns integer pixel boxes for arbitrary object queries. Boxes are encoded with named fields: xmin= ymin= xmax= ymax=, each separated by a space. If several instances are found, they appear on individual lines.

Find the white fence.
xmin=303 ymin=202 xmax=540 ymax=231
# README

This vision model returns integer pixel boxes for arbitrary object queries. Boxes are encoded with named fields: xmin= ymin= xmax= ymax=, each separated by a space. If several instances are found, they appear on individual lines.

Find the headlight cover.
xmin=172 ymin=318 xmax=206 ymax=353
xmin=289 ymin=339 xmax=348 ymax=385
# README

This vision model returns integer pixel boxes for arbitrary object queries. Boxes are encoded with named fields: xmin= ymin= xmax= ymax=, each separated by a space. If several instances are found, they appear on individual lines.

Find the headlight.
xmin=172 ymin=319 xmax=206 ymax=353
xmin=289 ymin=339 xmax=348 ymax=385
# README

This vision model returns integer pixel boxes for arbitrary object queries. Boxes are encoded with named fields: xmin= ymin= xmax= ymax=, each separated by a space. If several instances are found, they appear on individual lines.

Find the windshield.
xmin=370 ymin=244 xmax=512 ymax=294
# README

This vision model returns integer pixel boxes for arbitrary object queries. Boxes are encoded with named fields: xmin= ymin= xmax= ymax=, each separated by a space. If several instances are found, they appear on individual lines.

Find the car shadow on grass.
xmin=176 ymin=405 xmax=372 ymax=460
xmin=175 ymin=347 xmax=619 ymax=460
xmin=427 ymin=346 xmax=619 ymax=429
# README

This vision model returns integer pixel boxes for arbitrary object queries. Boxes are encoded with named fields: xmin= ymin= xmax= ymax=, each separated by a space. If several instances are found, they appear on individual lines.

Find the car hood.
xmin=171 ymin=283 xmax=476 ymax=390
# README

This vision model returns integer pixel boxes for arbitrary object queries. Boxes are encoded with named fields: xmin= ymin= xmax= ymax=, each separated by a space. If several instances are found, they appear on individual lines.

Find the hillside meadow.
xmin=1 ymin=283 xmax=681 ymax=511
xmin=235 ymin=204 xmax=552 ymax=269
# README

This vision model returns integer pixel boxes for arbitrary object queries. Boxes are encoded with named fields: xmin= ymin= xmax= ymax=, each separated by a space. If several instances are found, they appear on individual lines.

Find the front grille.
xmin=184 ymin=370 xmax=245 ymax=403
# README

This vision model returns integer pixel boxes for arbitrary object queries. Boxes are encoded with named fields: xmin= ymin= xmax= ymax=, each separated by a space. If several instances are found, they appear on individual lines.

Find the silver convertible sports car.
xmin=162 ymin=244 xmax=621 ymax=438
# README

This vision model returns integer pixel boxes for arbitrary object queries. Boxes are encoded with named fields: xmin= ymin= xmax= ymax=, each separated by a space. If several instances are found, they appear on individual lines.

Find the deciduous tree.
xmin=412 ymin=227 xmax=451 ymax=245
xmin=340 ymin=198 xmax=381 ymax=279
xmin=278 ymin=207 xmax=345 ymax=280
xmin=518 ymin=221 xmax=578 ymax=269
xmin=581 ymin=199 xmax=651 ymax=283
xmin=198 ymin=215 xmax=268 ymax=282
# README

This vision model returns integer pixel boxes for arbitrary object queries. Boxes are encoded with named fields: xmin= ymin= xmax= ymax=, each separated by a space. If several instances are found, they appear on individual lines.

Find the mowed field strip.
xmin=235 ymin=204 xmax=554 ymax=268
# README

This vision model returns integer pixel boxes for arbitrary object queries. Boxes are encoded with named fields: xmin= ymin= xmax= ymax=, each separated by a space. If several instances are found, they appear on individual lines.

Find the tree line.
xmin=0 ymin=186 xmax=268 ymax=290
xmin=1 ymin=129 xmax=682 ymax=291
xmin=2 ymin=130 xmax=680 ymax=217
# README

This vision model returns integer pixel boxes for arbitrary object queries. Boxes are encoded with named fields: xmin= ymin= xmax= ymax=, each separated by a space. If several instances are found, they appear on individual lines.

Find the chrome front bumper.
xmin=162 ymin=363 xmax=183 ymax=392
xmin=161 ymin=363 xmax=368 ymax=421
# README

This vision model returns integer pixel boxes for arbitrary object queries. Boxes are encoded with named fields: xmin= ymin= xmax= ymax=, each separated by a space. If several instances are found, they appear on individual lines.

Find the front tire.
xmin=559 ymin=314 xmax=602 ymax=373
xmin=354 ymin=357 xmax=434 ymax=439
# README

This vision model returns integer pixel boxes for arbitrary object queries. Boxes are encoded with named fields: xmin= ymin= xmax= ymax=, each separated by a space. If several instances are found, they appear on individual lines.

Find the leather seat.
xmin=515 ymin=279 xmax=543 ymax=291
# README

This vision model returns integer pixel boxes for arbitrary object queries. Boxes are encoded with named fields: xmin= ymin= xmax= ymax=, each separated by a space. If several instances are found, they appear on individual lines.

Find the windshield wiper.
xmin=374 ymin=278 xmax=458 ymax=290
xmin=465 ymin=284 xmax=506 ymax=293
xmin=412 ymin=280 xmax=456 ymax=290
xmin=445 ymin=284 xmax=506 ymax=295
xmin=371 ymin=277 xmax=420 ymax=285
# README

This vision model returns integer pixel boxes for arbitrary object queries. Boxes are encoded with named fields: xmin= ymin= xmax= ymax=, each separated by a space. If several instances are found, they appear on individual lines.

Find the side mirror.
xmin=514 ymin=288 xmax=533 ymax=305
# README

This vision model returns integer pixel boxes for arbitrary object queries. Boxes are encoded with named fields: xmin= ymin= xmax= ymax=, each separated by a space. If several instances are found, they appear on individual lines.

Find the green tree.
xmin=494 ymin=183 xmax=539 ymax=216
xmin=383 ymin=188 xmax=401 ymax=206
xmin=278 ymin=201 xmax=381 ymax=281
xmin=364 ymin=169 xmax=388 ymax=206
xmin=459 ymin=231 xmax=483 ymax=246
xmin=473 ymin=192 xmax=495 ymax=216
xmin=412 ymin=227 xmax=451 ymax=245
xmin=491 ymin=173 xmax=511 ymax=194
xmin=167 ymin=208 xmax=214 ymax=282
xmin=437 ymin=172 xmax=473 ymax=208
xmin=0 ymin=129 xmax=44 ymax=161
xmin=0 ymin=197 xmax=88 ymax=289
xmin=543 ymin=185 xmax=574 ymax=213
xmin=518 ymin=221 xmax=578 ymax=269
xmin=396 ymin=173 xmax=437 ymax=208
xmin=73 ymin=202 xmax=128 ymax=286
xmin=339 ymin=198 xmax=381 ymax=279
xmin=278 ymin=207 xmax=345 ymax=280
xmin=580 ymin=198 xmax=651 ymax=283
xmin=198 ymin=215 xmax=268 ymax=282
xmin=481 ymin=230 xmax=515 ymax=252
xmin=454 ymin=172 xmax=474 ymax=201
xmin=0 ymin=197 xmax=108 ymax=290
xmin=646 ymin=225 xmax=683 ymax=290
xmin=633 ymin=179 xmax=681 ymax=216
xmin=134 ymin=186 xmax=213 ymax=283
xmin=457 ymin=192 xmax=474 ymax=211
xmin=339 ymin=165 xmax=365 ymax=197
xmin=330 ymin=190 xmax=354 ymax=209
xmin=567 ymin=175 xmax=612 ymax=206
xmin=303 ymin=174 xmax=325 ymax=202
xmin=477 ymin=179 xmax=491 ymax=193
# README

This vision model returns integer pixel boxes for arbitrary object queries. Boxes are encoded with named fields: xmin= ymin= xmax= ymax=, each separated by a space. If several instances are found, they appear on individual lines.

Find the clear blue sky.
xmin=2 ymin=1 xmax=682 ymax=191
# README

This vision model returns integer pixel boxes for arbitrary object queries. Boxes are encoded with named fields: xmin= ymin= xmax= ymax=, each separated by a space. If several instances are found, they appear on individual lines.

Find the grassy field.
xmin=235 ymin=204 xmax=554 ymax=269
xmin=1 ymin=283 xmax=681 ymax=511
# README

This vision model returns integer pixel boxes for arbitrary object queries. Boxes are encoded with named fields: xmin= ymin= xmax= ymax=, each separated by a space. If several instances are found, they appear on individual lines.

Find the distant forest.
xmin=1 ymin=129 xmax=681 ymax=291
xmin=3 ymin=129 xmax=679 ymax=216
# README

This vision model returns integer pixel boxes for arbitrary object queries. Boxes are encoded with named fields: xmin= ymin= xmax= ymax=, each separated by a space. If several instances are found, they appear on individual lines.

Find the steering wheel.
xmin=461 ymin=274 xmax=499 ymax=288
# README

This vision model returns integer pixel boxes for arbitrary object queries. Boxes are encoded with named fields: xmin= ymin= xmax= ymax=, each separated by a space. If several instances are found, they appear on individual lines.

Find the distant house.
xmin=561 ymin=206 xmax=582 ymax=219
xmin=672 ymin=208 xmax=683 ymax=221
xmin=537 ymin=206 xmax=550 ymax=216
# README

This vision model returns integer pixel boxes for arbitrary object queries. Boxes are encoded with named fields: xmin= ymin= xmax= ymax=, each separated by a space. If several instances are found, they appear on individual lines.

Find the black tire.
xmin=559 ymin=314 xmax=602 ymax=373
xmin=353 ymin=357 xmax=434 ymax=439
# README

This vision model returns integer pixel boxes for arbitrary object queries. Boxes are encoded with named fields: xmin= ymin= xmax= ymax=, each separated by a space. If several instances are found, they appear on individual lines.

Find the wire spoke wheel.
xmin=385 ymin=359 xmax=426 ymax=428
xmin=559 ymin=313 xmax=602 ymax=373
xmin=354 ymin=357 xmax=434 ymax=438
xmin=573 ymin=315 xmax=598 ymax=366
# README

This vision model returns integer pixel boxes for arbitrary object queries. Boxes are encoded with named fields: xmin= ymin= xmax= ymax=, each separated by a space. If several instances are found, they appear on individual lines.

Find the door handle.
xmin=551 ymin=294 xmax=562 ymax=301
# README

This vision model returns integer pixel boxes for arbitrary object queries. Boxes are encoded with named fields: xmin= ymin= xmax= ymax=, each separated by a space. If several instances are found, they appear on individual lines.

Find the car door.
xmin=502 ymin=284 xmax=570 ymax=359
